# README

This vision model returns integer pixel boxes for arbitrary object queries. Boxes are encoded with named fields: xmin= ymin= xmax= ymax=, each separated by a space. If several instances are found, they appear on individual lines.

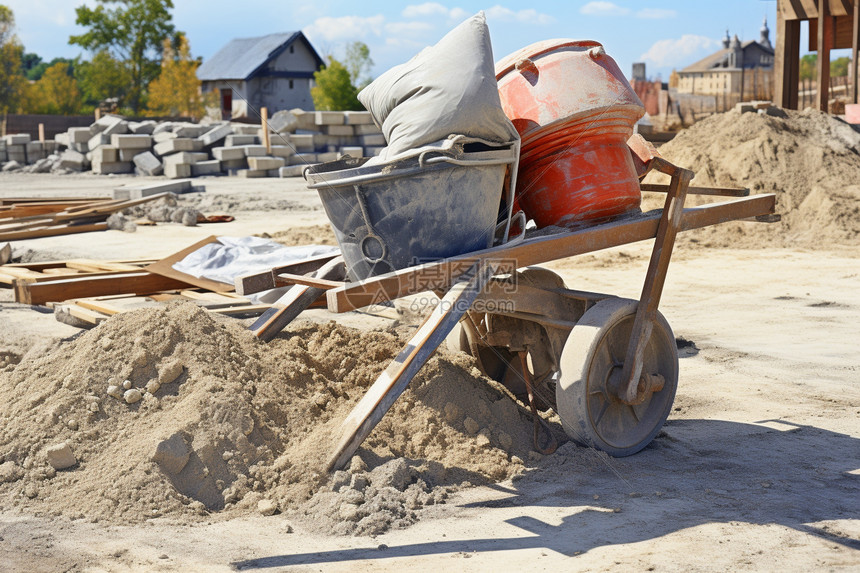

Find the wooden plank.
xmin=818 ymin=0 xmax=833 ymax=111
xmin=210 ymin=304 xmax=272 ymax=317
xmin=0 ymin=243 xmax=10 ymax=265
xmin=853 ymin=0 xmax=859 ymax=103
xmin=1 ymin=258 xmax=156 ymax=271
xmin=324 ymin=194 xmax=777 ymax=314
xmin=248 ymin=256 xmax=345 ymax=342
xmin=0 ymin=222 xmax=108 ymax=242
xmin=64 ymin=304 xmax=109 ymax=325
xmin=775 ymin=11 xmax=802 ymax=109
xmin=14 ymin=272 xmax=195 ymax=305
xmin=327 ymin=259 xmax=499 ymax=472
xmin=234 ymin=252 xmax=340 ymax=295
xmin=640 ymin=183 xmax=749 ymax=197
xmin=64 ymin=259 xmax=147 ymax=273
xmin=143 ymin=236 xmax=234 ymax=293
xmin=273 ymin=272 xmax=346 ymax=290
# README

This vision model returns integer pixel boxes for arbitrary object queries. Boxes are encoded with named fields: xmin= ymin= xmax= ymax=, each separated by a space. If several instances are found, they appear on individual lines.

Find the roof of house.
xmin=681 ymin=40 xmax=773 ymax=73
xmin=197 ymin=32 xmax=323 ymax=81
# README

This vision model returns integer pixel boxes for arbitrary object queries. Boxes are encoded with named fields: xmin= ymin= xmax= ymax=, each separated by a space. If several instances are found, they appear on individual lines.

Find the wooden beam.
xmin=14 ymin=272 xmax=195 ymax=305
xmin=640 ymin=183 xmax=749 ymax=197
xmin=324 ymin=194 xmax=778 ymax=314
xmin=818 ymin=0 xmax=834 ymax=111
xmin=0 ymin=222 xmax=108 ymax=242
xmin=775 ymin=7 xmax=801 ymax=110
xmin=143 ymin=236 xmax=234 ymax=293
xmin=854 ymin=0 xmax=860 ymax=103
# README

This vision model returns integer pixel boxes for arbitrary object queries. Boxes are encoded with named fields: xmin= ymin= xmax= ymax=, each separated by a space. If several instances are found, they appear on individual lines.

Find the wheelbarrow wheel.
xmin=556 ymin=297 xmax=678 ymax=457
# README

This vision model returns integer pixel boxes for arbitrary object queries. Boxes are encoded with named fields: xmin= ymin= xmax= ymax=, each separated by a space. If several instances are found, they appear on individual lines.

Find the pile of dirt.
xmin=0 ymin=303 xmax=550 ymax=534
xmin=645 ymin=107 xmax=860 ymax=248
xmin=261 ymin=225 xmax=338 ymax=247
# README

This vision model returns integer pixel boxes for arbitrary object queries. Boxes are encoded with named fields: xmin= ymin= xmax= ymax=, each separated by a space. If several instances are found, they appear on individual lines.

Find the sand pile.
xmin=0 ymin=303 xmax=548 ymax=534
xmin=646 ymin=107 xmax=860 ymax=248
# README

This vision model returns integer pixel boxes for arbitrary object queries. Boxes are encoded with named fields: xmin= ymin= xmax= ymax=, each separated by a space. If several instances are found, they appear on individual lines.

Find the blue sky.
xmin=4 ymin=1 xmax=827 ymax=82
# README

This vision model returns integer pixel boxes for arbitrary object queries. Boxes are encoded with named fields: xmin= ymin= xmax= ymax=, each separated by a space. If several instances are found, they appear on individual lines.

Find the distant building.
xmin=677 ymin=18 xmax=774 ymax=97
xmin=197 ymin=32 xmax=324 ymax=119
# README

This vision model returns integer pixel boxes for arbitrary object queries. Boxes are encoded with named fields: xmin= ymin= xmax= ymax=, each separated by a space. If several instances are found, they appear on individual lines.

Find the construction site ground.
xmin=1 ymin=172 xmax=859 ymax=572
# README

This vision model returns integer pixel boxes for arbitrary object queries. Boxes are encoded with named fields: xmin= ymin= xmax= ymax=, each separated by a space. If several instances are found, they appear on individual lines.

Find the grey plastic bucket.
xmin=305 ymin=144 xmax=515 ymax=281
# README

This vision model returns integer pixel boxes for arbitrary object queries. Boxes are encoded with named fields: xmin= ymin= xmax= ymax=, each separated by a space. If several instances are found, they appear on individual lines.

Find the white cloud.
xmin=402 ymin=3 xmax=450 ymax=18
xmin=637 ymin=8 xmax=677 ymax=19
xmin=302 ymin=15 xmax=386 ymax=42
xmin=485 ymin=6 xmax=554 ymax=25
xmin=448 ymin=7 xmax=469 ymax=21
xmin=385 ymin=21 xmax=434 ymax=35
xmin=640 ymin=35 xmax=719 ymax=68
xmin=580 ymin=2 xmax=630 ymax=16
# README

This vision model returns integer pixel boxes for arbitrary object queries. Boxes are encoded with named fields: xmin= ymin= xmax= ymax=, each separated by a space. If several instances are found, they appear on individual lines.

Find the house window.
xmin=290 ymin=45 xmax=294 ymax=54
xmin=289 ymin=79 xmax=294 ymax=89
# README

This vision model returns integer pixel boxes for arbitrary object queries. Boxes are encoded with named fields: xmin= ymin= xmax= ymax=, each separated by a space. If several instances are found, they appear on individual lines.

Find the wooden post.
xmin=94 ymin=107 xmax=101 ymax=121
xmin=38 ymin=123 xmax=45 ymax=143
xmin=853 ymin=0 xmax=859 ymax=104
xmin=817 ymin=0 xmax=833 ymax=112
xmin=261 ymin=107 xmax=271 ymax=154
xmin=775 ymin=2 xmax=801 ymax=110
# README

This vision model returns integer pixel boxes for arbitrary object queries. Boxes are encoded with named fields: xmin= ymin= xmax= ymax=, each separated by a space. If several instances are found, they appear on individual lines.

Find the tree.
xmin=311 ymin=58 xmax=362 ymax=111
xmin=0 ymin=4 xmax=27 ymax=113
xmin=76 ymin=50 xmax=131 ymax=106
xmin=69 ymin=0 xmax=175 ymax=112
xmin=344 ymin=41 xmax=373 ymax=89
xmin=25 ymin=57 xmax=76 ymax=81
xmin=799 ymin=54 xmax=816 ymax=81
xmin=31 ymin=62 xmax=82 ymax=114
xmin=831 ymin=56 xmax=849 ymax=77
xmin=146 ymin=33 xmax=203 ymax=118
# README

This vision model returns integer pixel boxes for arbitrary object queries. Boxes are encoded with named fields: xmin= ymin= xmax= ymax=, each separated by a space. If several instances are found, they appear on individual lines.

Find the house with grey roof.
xmin=197 ymin=32 xmax=324 ymax=119
xmin=677 ymin=18 xmax=774 ymax=97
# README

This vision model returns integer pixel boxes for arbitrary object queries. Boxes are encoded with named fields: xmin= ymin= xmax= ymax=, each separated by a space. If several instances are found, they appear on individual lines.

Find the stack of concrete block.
xmin=0 ymin=108 xmax=388 ymax=179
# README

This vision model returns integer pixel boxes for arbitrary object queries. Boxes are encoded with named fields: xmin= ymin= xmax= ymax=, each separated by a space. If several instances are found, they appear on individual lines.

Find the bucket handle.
xmin=353 ymin=184 xmax=389 ymax=265
xmin=494 ymin=210 xmax=527 ymax=246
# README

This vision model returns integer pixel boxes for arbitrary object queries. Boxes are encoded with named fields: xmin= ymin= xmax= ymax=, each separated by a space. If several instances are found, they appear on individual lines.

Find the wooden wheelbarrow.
xmin=236 ymin=141 xmax=778 ymax=472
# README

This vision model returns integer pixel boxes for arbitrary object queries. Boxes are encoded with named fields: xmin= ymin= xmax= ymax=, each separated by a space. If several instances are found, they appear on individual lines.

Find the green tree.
xmin=69 ymin=0 xmax=175 ymax=113
xmin=30 ymin=62 xmax=82 ymax=114
xmin=21 ymin=51 xmax=41 ymax=77
xmin=0 ymin=4 xmax=27 ymax=113
xmin=146 ymin=34 xmax=203 ymax=118
xmin=76 ymin=50 xmax=131 ymax=106
xmin=26 ymin=57 xmax=75 ymax=81
xmin=311 ymin=58 xmax=362 ymax=111
xmin=831 ymin=56 xmax=849 ymax=77
xmin=344 ymin=41 xmax=373 ymax=89
xmin=799 ymin=54 xmax=817 ymax=81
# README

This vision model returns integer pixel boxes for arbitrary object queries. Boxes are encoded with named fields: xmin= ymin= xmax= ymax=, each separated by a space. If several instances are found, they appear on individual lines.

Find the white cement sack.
xmin=358 ymin=12 xmax=518 ymax=161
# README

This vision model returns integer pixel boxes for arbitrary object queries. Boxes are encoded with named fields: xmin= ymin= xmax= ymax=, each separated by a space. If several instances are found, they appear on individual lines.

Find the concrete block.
xmin=88 ymin=133 xmax=110 ymax=152
xmin=70 ymin=142 xmax=89 ymax=154
xmin=269 ymin=145 xmax=295 ymax=158
xmin=91 ymin=146 xmax=118 ymax=163
xmin=339 ymin=146 xmax=364 ymax=159
xmin=290 ymin=134 xmax=315 ymax=152
xmin=198 ymin=123 xmax=232 ymax=147
xmin=236 ymin=168 xmax=269 ymax=178
xmin=0 ymin=150 xmax=6 ymax=162
xmin=343 ymin=111 xmax=375 ymax=125
xmin=92 ymin=160 xmax=133 ymax=175
xmin=190 ymin=139 xmax=205 ymax=151
xmin=354 ymin=123 xmax=382 ymax=135
xmin=358 ymin=134 xmax=386 ymax=146
xmin=132 ymin=151 xmax=163 ymax=176
xmin=174 ymin=124 xmax=207 ymax=138
xmin=164 ymin=162 xmax=192 ymax=179
xmin=152 ymin=122 xmax=173 ymax=135
xmin=90 ymin=114 xmax=126 ymax=134
xmin=4 ymin=134 xmax=30 ymax=145
xmin=247 ymin=156 xmax=285 ymax=170
xmin=316 ymin=151 xmax=338 ymax=163
xmin=7 ymin=144 xmax=26 ymax=163
xmin=153 ymin=131 xmax=177 ymax=143
xmin=268 ymin=110 xmax=298 ymax=133
xmin=163 ymin=152 xmax=206 ymax=166
xmin=279 ymin=164 xmax=306 ymax=177
xmin=68 ymin=127 xmax=91 ymax=144
xmin=46 ymin=443 xmax=76 ymax=470
xmin=128 ymin=120 xmax=156 ymax=135
xmin=58 ymin=149 xmax=87 ymax=171
xmin=2 ymin=160 xmax=22 ymax=171
xmin=54 ymin=132 xmax=70 ymax=147
xmin=291 ymin=109 xmax=317 ymax=130
xmin=191 ymin=159 xmax=221 ymax=176
xmin=220 ymin=158 xmax=247 ymax=172
xmin=230 ymin=124 xmax=260 ymax=135
xmin=323 ymin=125 xmax=354 ymax=137
xmin=225 ymin=134 xmax=257 ymax=147
xmin=113 ymin=179 xmax=192 ymax=199
xmin=288 ymin=153 xmax=318 ymax=166
xmin=154 ymin=138 xmax=195 ymax=156
xmin=315 ymin=111 xmax=344 ymax=126
xmin=103 ymin=119 xmax=129 ymax=136
xmin=26 ymin=141 xmax=46 ymax=162
xmin=242 ymin=145 xmax=268 ymax=157
xmin=43 ymin=141 xmax=58 ymax=154
xmin=212 ymin=146 xmax=245 ymax=161
xmin=118 ymin=148 xmax=140 ymax=162
xmin=112 ymin=134 xmax=152 ymax=149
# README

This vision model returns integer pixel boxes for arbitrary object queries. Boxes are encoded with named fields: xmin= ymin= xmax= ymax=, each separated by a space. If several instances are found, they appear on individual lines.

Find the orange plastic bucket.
xmin=496 ymin=40 xmax=645 ymax=228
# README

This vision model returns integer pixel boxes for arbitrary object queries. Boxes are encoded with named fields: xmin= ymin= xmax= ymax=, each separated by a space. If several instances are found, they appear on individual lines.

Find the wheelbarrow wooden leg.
xmin=619 ymin=161 xmax=693 ymax=405
xmin=327 ymin=258 xmax=501 ymax=472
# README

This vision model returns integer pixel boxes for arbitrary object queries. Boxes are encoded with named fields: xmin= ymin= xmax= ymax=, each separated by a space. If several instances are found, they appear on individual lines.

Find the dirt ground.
xmin=1 ymin=172 xmax=858 ymax=572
